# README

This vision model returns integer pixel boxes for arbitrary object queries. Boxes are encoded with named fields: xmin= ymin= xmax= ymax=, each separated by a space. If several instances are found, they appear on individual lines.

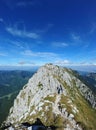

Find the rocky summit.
xmin=3 ymin=64 xmax=96 ymax=130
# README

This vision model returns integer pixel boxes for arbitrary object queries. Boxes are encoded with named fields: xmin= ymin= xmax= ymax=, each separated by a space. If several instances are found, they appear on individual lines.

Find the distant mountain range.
xmin=76 ymin=71 xmax=96 ymax=94
xmin=2 ymin=64 xmax=96 ymax=130
xmin=0 ymin=66 xmax=39 ymax=71
xmin=0 ymin=65 xmax=96 ymax=72
xmin=65 ymin=65 xmax=96 ymax=73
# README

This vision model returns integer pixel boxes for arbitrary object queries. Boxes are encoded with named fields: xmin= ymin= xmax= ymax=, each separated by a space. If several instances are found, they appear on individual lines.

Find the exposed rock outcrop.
xmin=4 ymin=64 xmax=96 ymax=130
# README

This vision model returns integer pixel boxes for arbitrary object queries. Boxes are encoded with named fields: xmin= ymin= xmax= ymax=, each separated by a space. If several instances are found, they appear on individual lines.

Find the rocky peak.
xmin=4 ymin=64 xmax=96 ymax=130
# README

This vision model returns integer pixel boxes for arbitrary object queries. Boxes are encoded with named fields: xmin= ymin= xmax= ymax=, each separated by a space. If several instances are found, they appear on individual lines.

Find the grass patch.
xmin=38 ymin=82 xmax=43 ymax=90
xmin=44 ymin=94 xmax=56 ymax=102
xmin=54 ymin=75 xmax=96 ymax=130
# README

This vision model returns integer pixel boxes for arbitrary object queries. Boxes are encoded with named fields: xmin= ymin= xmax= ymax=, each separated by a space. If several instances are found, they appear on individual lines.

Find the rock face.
xmin=5 ymin=64 xmax=96 ymax=130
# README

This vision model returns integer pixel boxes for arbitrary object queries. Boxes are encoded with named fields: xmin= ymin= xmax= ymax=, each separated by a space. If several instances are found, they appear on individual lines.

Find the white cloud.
xmin=54 ymin=60 xmax=95 ymax=66
xmin=6 ymin=27 xmax=39 ymax=39
xmin=22 ymin=50 xmax=58 ymax=58
xmin=79 ymin=62 xmax=96 ymax=66
xmin=55 ymin=59 xmax=71 ymax=65
xmin=10 ymin=40 xmax=25 ymax=49
xmin=52 ymin=42 xmax=68 ymax=47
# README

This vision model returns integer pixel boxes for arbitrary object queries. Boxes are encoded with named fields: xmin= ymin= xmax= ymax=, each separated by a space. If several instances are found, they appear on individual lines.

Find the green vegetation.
xmin=1 ymin=67 xmax=96 ymax=130
xmin=0 ymin=70 xmax=34 ymax=97
xmin=73 ymin=92 xmax=96 ymax=130
xmin=55 ymin=75 xmax=96 ymax=130
xmin=53 ymin=114 xmax=64 ymax=127
xmin=0 ymin=70 xmax=35 ymax=127
xmin=44 ymin=94 xmax=56 ymax=102
xmin=40 ymin=103 xmax=54 ymax=126
xmin=21 ymin=94 xmax=65 ymax=128
xmin=0 ymin=91 xmax=18 ymax=126
xmin=38 ymin=82 xmax=43 ymax=90
xmin=70 ymin=69 xmax=96 ymax=94
xmin=25 ymin=72 xmax=95 ymax=130
xmin=18 ymin=69 xmax=96 ymax=130
xmin=20 ymin=91 xmax=26 ymax=99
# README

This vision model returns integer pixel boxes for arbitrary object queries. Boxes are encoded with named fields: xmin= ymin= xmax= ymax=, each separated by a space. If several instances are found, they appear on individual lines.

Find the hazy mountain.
xmin=0 ymin=70 xmax=36 ymax=126
xmin=67 ymin=65 xmax=96 ymax=73
xmin=0 ymin=70 xmax=35 ymax=97
xmin=3 ymin=64 xmax=96 ymax=130
xmin=75 ymin=71 xmax=96 ymax=94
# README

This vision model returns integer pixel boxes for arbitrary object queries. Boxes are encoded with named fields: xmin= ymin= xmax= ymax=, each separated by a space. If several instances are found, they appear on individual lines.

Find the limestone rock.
xmin=4 ymin=64 xmax=96 ymax=130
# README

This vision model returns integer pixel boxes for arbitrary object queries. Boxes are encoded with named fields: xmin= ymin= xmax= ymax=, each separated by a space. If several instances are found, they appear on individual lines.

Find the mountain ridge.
xmin=3 ymin=64 xmax=96 ymax=130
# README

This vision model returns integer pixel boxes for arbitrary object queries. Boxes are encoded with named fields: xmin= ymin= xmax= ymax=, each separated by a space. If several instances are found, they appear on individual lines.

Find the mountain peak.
xmin=4 ymin=64 xmax=96 ymax=130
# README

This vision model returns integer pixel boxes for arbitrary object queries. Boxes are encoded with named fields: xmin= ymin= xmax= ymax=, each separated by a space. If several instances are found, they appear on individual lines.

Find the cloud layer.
xmin=52 ymin=42 xmax=68 ymax=47
xmin=6 ymin=27 xmax=39 ymax=39
xmin=22 ymin=50 xmax=58 ymax=58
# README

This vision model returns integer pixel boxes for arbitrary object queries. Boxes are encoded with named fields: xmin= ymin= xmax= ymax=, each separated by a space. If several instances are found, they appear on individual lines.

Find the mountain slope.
xmin=0 ymin=70 xmax=35 ymax=126
xmin=4 ymin=64 xmax=96 ymax=130
xmin=78 ymin=72 xmax=96 ymax=94
xmin=0 ymin=92 xmax=18 ymax=126
xmin=0 ymin=70 xmax=34 ymax=97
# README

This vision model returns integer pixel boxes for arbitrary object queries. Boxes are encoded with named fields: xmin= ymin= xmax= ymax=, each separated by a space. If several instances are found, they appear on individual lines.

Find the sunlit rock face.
xmin=5 ymin=64 xmax=96 ymax=130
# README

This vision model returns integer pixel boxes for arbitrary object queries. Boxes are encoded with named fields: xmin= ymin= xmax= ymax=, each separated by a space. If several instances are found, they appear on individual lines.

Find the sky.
xmin=0 ymin=0 xmax=96 ymax=71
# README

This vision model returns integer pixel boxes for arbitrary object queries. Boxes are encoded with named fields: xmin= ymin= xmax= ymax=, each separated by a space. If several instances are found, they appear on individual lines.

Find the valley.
xmin=0 ymin=70 xmax=36 ymax=126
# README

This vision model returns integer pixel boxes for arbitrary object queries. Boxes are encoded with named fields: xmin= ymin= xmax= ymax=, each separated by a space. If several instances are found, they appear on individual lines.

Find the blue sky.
xmin=0 ymin=0 xmax=96 ymax=70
